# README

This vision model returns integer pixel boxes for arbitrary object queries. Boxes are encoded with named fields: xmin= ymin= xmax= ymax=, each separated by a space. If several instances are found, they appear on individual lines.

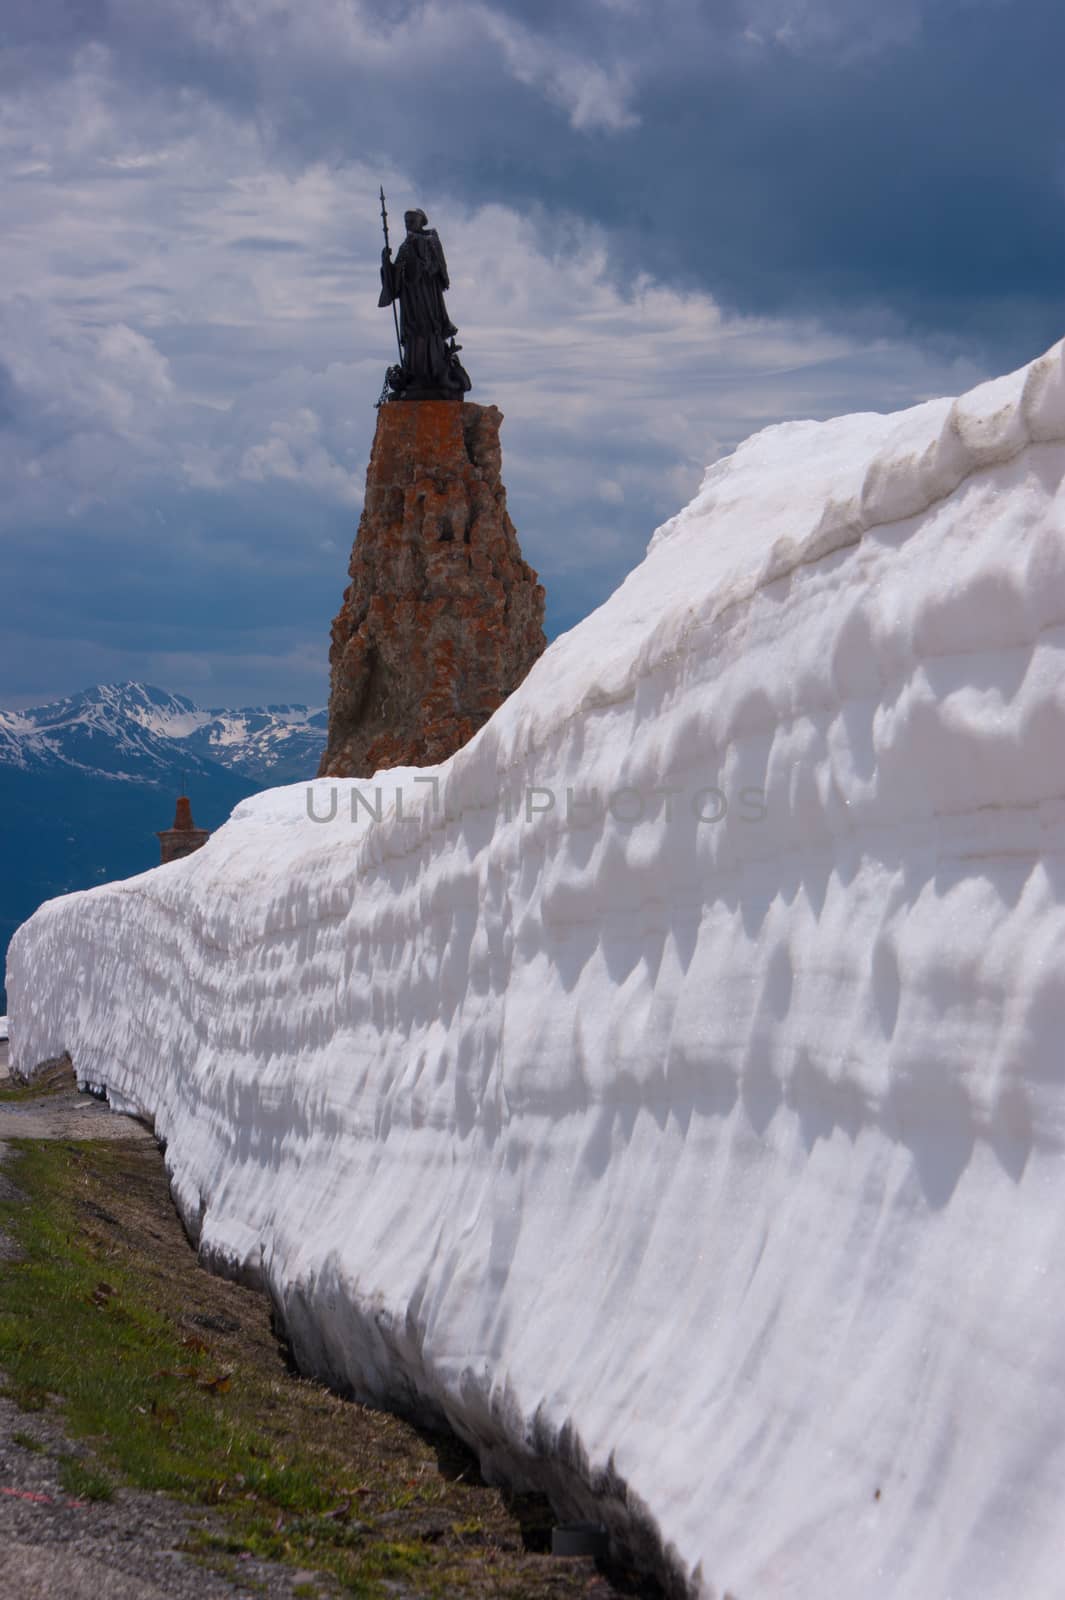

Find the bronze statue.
xmin=378 ymin=191 xmax=471 ymax=401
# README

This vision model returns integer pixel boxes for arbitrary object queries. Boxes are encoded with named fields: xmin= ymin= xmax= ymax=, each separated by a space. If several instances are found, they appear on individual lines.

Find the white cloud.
xmin=479 ymin=9 xmax=640 ymax=132
xmin=0 ymin=29 xmax=990 ymax=703
xmin=238 ymin=407 xmax=360 ymax=503
xmin=737 ymin=0 xmax=923 ymax=58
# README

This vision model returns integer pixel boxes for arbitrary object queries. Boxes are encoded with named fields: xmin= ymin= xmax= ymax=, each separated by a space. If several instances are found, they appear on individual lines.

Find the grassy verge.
xmin=0 ymin=1136 xmax=646 ymax=1598
xmin=0 ymin=1079 xmax=71 ymax=1104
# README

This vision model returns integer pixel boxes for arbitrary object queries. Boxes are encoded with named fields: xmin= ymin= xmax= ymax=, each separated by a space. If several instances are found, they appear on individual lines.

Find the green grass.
xmin=0 ymin=1142 xmax=411 ymax=1594
xmin=0 ymin=1080 xmax=68 ymax=1104
xmin=0 ymin=1136 xmax=628 ymax=1600
xmin=11 ymin=1428 xmax=45 ymax=1452
xmin=58 ymin=1453 xmax=116 ymax=1502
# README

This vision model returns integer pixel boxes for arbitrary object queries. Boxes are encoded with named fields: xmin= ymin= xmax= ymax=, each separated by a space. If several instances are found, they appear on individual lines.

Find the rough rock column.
xmin=318 ymin=401 xmax=546 ymax=778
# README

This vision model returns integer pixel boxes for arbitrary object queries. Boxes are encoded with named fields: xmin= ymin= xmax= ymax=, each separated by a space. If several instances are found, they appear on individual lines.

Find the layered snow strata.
xmin=9 ymin=339 xmax=1065 ymax=1599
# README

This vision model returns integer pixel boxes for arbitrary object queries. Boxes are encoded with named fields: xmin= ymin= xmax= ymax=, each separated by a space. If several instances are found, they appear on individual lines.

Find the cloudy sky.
xmin=1 ymin=0 xmax=1062 ymax=710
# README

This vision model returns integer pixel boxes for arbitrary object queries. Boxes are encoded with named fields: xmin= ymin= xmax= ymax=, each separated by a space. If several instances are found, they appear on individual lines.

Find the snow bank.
xmin=9 ymin=339 xmax=1065 ymax=1598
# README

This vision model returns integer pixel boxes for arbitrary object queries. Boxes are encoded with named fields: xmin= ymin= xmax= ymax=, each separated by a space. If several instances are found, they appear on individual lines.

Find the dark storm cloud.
xmin=0 ymin=483 xmax=353 ymax=706
xmin=0 ymin=0 xmax=1056 ymax=708
xmin=228 ymin=237 xmax=309 ymax=253
xmin=0 ymin=361 xmax=19 ymax=427
xmin=412 ymin=0 xmax=1065 ymax=363
xmin=8 ymin=0 xmax=1057 ymax=363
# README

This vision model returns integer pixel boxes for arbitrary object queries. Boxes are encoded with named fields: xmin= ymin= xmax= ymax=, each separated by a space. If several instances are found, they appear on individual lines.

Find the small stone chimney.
xmin=156 ymin=794 xmax=210 ymax=865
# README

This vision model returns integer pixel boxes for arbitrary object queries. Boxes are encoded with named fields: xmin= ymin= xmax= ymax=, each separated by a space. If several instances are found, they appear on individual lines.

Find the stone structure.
xmin=156 ymin=795 xmax=210 ymax=864
xmin=319 ymin=400 xmax=546 ymax=778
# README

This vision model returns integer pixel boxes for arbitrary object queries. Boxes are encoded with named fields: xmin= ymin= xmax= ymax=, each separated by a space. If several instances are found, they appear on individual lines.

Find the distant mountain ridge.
xmin=0 ymin=682 xmax=327 ymax=786
xmin=0 ymin=683 xmax=328 ymax=1008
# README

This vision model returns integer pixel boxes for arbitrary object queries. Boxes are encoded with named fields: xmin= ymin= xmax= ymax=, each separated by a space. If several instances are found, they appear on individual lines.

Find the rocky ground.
xmin=0 ymin=1045 xmax=656 ymax=1600
xmin=0 ymin=1385 xmax=325 ymax=1600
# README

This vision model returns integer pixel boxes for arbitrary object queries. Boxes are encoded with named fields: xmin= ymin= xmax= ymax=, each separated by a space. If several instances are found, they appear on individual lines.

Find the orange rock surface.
xmin=319 ymin=401 xmax=546 ymax=778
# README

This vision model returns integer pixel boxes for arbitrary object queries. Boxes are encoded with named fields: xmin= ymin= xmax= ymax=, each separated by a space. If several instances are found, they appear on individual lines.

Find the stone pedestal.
xmin=319 ymin=401 xmax=546 ymax=778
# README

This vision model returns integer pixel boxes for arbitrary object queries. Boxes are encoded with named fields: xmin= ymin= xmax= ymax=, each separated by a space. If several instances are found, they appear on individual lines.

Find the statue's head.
xmin=404 ymin=209 xmax=428 ymax=233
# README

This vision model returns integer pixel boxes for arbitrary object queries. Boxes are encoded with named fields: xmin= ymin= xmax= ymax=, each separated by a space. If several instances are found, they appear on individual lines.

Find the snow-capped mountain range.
xmin=0 ymin=683 xmax=327 ymax=1008
xmin=0 ymin=682 xmax=327 ymax=786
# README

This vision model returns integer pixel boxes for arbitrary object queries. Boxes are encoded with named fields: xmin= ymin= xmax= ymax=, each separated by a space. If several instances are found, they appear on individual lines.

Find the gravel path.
xmin=0 ymin=1389 xmax=335 ymax=1600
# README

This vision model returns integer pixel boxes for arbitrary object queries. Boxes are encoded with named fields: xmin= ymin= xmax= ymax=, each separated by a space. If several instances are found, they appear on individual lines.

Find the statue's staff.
xmin=379 ymin=186 xmax=403 ymax=364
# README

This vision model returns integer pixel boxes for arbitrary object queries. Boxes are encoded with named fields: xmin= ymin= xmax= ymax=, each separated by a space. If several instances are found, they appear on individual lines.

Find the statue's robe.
xmin=379 ymin=228 xmax=458 ymax=390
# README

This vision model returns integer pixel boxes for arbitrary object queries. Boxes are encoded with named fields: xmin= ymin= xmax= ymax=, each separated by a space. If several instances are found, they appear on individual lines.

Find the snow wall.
xmin=9 ymin=339 xmax=1065 ymax=1599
